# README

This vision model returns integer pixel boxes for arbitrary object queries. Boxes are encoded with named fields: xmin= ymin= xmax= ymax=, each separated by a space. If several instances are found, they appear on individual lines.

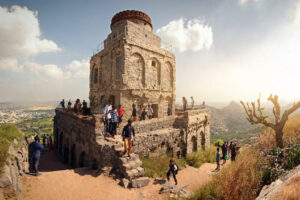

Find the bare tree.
xmin=240 ymin=94 xmax=300 ymax=148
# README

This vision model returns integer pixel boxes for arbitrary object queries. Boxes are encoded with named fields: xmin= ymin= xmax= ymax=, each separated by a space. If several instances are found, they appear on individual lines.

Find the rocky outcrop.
xmin=0 ymin=139 xmax=28 ymax=199
xmin=257 ymin=165 xmax=300 ymax=200
xmin=159 ymin=181 xmax=193 ymax=198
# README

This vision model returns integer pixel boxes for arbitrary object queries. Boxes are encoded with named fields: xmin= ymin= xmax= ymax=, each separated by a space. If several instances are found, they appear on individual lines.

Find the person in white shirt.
xmin=104 ymin=101 xmax=112 ymax=133
xmin=147 ymin=105 xmax=153 ymax=119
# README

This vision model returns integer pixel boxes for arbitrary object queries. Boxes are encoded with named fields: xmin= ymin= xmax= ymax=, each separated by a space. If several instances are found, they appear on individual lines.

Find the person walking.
xmin=122 ymin=119 xmax=135 ymax=157
xmin=166 ymin=160 xmax=178 ymax=185
xmin=29 ymin=136 xmax=44 ymax=176
xmin=131 ymin=104 xmax=137 ymax=121
xmin=215 ymin=147 xmax=221 ymax=171
xmin=109 ymin=105 xmax=118 ymax=138
xmin=191 ymin=96 xmax=195 ymax=109
xmin=147 ymin=105 xmax=153 ymax=119
xmin=117 ymin=104 xmax=125 ymax=126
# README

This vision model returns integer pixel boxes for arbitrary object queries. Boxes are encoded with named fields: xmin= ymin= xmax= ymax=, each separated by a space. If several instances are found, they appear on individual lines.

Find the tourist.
xmin=67 ymin=101 xmax=72 ymax=112
xmin=201 ymin=101 xmax=206 ymax=109
xmin=122 ymin=119 xmax=135 ymax=157
xmin=76 ymin=99 xmax=82 ymax=114
xmin=141 ymin=108 xmax=147 ymax=120
xmin=117 ymin=104 xmax=125 ymax=126
xmin=231 ymin=144 xmax=236 ymax=162
xmin=166 ymin=160 xmax=178 ymax=185
xmin=104 ymin=100 xmax=112 ymax=133
xmin=182 ymin=97 xmax=187 ymax=111
xmin=49 ymin=135 xmax=53 ymax=150
xmin=191 ymin=96 xmax=195 ymax=109
xmin=109 ymin=105 xmax=118 ymax=137
xmin=147 ymin=105 xmax=153 ymax=119
xmin=82 ymin=100 xmax=90 ymax=115
xmin=73 ymin=99 xmax=79 ymax=113
xmin=60 ymin=99 xmax=65 ymax=109
xmin=215 ymin=147 xmax=221 ymax=171
xmin=138 ymin=105 xmax=143 ymax=121
xmin=228 ymin=141 xmax=233 ymax=158
xmin=221 ymin=142 xmax=227 ymax=165
xmin=42 ymin=135 xmax=46 ymax=147
xmin=100 ymin=104 xmax=105 ymax=114
xmin=167 ymin=105 xmax=172 ymax=116
xmin=131 ymin=104 xmax=137 ymax=121
xmin=29 ymin=136 xmax=44 ymax=176
xmin=46 ymin=134 xmax=50 ymax=148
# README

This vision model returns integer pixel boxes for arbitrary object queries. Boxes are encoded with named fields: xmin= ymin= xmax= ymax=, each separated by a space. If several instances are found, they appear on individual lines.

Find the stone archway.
xmin=191 ymin=135 xmax=197 ymax=152
xmin=201 ymin=131 xmax=205 ymax=150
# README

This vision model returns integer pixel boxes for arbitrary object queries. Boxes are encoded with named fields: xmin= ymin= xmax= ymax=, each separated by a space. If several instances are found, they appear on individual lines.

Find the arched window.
xmin=115 ymin=56 xmax=121 ymax=81
xmin=94 ymin=68 xmax=98 ymax=84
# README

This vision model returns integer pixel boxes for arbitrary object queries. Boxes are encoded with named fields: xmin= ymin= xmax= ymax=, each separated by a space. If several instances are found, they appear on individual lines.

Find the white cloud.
xmin=0 ymin=58 xmax=23 ymax=72
xmin=66 ymin=59 xmax=90 ymax=78
xmin=0 ymin=6 xmax=61 ymax=71
xmin=238 ymin=0 xmax=265 ymax=4
xmin=290 ymin=1 xmax=300 ymax=25
xmin=156 ymin=18 xmax=213 ymax=52
xmin=25 ymin=62 xmax=71 ymax=80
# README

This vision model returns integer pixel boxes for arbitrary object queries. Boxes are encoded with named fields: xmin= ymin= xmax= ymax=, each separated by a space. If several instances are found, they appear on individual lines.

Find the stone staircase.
xmin=104 ymin=135 xmax=150 ymax=188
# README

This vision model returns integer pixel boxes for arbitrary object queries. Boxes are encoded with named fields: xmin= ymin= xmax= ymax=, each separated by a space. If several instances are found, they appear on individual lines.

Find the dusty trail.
xmin=21 ymin=150 xmax=229 ymax=200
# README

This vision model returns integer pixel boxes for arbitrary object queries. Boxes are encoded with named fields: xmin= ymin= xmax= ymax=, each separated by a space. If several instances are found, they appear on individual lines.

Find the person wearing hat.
xmin=122 ymin=119 xmax=135 ymax=157
xmin=29 ymin=136 xmax=44 ymax=176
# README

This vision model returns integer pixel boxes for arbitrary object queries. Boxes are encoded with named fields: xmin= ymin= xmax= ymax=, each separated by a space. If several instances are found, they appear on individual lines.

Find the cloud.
xmin=290 ymin=1 xmax=300 ymax=25
xmin=238 ymin=0 xmax=265 ymax=4
xmin=0 ymin=58 xmax=23 ymax=72
xmin=0 ymin=6 xmax=61 ymax=71
xmin=25 ymin=62 xmax=71 ymax=80
xmin=66 ymin=59 xmax=90 ymax=78
xmin=156 ymin=18 xmax=213 ymax=52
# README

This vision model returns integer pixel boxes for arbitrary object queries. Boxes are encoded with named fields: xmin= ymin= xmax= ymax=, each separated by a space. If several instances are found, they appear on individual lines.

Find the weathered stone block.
xmin=131 ymin=177 xmax=150 ymax=188
xmin=121 ymin=178 xmax=130 ymax=188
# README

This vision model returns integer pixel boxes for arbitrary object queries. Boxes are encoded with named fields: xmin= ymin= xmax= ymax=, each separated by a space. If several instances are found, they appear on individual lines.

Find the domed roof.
xmin=111 ymin=10 xmax=152 ymax=29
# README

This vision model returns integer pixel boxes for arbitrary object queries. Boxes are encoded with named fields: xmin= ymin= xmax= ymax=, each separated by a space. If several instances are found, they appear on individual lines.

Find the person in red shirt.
xmin=117 ymin=104 xmax=125 ymax=126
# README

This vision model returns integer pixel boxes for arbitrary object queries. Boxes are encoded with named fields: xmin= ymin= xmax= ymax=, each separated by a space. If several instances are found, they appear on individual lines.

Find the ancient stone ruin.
xmin=54 ymin=10 xmax=211 ymax=187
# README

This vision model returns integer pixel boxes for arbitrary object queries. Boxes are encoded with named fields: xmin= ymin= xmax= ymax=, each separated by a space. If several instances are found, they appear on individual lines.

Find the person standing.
xmin=142 ymin=108 xmax=147 ymax=120
xmin=104 ymin=100 xmax=112 ymax=133
xmin=42 ymin=135 xmax=46 ymax=147
xmin=222 ymin=142 xmax=227 ymax=165
xmin=147 ymin=105 xmax=153 ymax=119
xmin=191 ymin=96 xmax=195 ymax=109
xmin=109 ymin=105 xmax=118 ymax=138
xmin=60 ymin=99 xmax=65 ymax=109
xmin=231 ymin=144 xmax=236 ymax=161
xmin=67 ymin=101 xmax=72 ymax=112
xmin=138 ymin=105 xmax=143 ymax=121
xmin=46 ymin=134 xmax=50 ymax=148
xmin=131 ymin=104 xmax=137 ymax=121
xmin=49 ymin=136 xmax=53 ymax=150
xmin=122 ymin=120 xmax=135 ymax=157
xmin=29 ymin=136 xmax=44 ymax=176
xmin=117 ymin=104 xmax=125 ymax=126
xmin=167 ymin=105 xmax=172 ymax=116
xmin=215 ymin=147 xmax=221 ymax=171
xmin=182 ymin=97 xmax=187 ymax=111
xmin=76 ymin=99 xmax=82 ymax=114
xmin=166 ymin=160 xmax=178 ymax=185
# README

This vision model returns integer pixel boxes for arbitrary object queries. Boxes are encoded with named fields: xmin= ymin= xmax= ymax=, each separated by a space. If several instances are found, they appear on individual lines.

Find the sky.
xmin=0 ymin=0 xmax=300 ymax=105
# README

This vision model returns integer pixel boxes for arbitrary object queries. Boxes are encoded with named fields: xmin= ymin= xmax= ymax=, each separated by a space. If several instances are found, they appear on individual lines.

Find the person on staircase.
xmin=122 ymin=119 xmax=135 ymax=157
xmin=166 ymin=160 xmax=178 ymax=185
xmin=109 ymin=105 xmax=118 ymax=138
xmin=117 ymin=104 xmax=124 ymax=127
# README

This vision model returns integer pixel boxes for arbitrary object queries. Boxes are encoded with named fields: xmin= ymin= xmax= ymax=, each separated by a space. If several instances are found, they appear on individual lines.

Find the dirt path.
xmin=21 ymin=150 xmax=229 ymax=200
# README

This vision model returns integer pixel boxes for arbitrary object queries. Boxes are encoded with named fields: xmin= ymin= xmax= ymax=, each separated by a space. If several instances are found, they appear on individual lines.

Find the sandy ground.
xmin=21 ymin=150 xmax=229 ymax=200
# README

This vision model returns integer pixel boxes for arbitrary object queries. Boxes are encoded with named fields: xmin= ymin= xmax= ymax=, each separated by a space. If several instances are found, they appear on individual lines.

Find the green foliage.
xmin=214 ymin=139 xmax=224 ymax=147
xmin=186 ymin=147 xmax=217 ymax=168
xmin=262 ymin=168 xmax=278 ymax=185
xmin=16 ymin=117 xmax=53 ymax=137
xmin=284 ymin=146 xmax=300 ymax=170
xmin=0 ymin=124 xmax=23 ymax=174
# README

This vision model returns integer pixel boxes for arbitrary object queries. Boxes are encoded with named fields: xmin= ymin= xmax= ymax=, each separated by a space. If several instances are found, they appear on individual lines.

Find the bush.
xmin=284 ymin=146 xmax=300 ymax=170
xmin=186 ymin=147 xmax=216 ymax=168
xmin=214 ymin=139 xmax=224 ymax=147
xmin=0 ymin=124 xmax=23 ymax=174
xmin=189 ymin=148 xmax=262 ymax=200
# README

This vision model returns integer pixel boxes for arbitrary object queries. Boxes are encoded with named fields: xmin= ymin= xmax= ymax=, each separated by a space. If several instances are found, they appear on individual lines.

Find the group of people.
xmin=60 ymin=99 xmax=91 ymax=115
xmin=215 ymin=141 xmax=240 ymax=171
xmin=42 ymin=134 xmax=53 ymax=150
xmin=182 ymin=96 xmax=206 ymax=111
xmin=130 ymin=104 xmax=155 ymax=121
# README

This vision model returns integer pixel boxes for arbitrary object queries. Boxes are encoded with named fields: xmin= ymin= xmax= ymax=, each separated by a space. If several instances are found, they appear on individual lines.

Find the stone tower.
xmin=89 ymin=10 xmax=176 ymax=118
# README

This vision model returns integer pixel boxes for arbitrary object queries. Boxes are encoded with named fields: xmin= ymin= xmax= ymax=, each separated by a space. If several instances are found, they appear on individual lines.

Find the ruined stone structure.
xmin=53 ymin=10 xmax=211 ymax=187
xmin=89 ymin=10 xmax=175 ymax=118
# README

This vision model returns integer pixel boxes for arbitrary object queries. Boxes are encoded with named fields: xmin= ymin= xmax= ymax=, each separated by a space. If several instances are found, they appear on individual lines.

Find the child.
xmin=215 ymin=147 xmax=221 ymax=171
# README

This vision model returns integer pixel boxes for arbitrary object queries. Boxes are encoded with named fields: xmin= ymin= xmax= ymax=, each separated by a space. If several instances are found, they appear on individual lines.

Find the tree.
xmin=240 ymin=94 xmax=300 ymax=148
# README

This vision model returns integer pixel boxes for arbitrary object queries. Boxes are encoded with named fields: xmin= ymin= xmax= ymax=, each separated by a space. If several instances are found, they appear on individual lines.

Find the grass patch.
xmin=186 ymin=147 xmax=216 ymax=168
xmin=0 ymin=124 xmax=23 ymax=174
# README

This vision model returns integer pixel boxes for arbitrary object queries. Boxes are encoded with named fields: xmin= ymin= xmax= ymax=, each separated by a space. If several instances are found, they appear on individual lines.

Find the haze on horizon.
xmin=0 ymin=0 xmax=299 ymax=105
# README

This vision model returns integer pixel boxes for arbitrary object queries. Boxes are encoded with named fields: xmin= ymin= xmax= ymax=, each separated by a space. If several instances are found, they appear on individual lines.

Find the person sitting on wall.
xmin=147 ymin=104 xmax=153 ymax=119
xmin=73 ymin=99 xmax=79 ymax=113
xmin=166 ymin=160 xmax=178 ymax=185
xmin=82 ymin=100 xmax=91 ymax=115
xmin=29 ymin=136 xmax=44 ymax=176
xmin=76 ymin=99 xmax=82 ymax=114
xmin=131 ymin=104 xmax=137 ymax=121
xmin=109 ymin=105 xmax=118 ymax=138
xmin=67 ymin=100 xmax=72 ymax=112
xmin=122 ymin=119 xmax=135 ymax=157
xmin=117 ymin=104 xmax=125 ymax=126
xmin=60 ymin=99 xmax=65 ymax=109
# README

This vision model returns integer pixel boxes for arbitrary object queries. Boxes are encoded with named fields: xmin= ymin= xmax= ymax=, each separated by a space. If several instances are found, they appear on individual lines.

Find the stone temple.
xmin=54 ymin=10 xmax=211 ymax=186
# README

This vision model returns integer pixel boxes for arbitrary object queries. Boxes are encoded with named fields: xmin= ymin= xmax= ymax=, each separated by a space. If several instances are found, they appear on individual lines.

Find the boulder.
xmin=131 ymin=177 xmax=150 ymax=188
xmin=121 ymin=178 xmax=130 ymax=188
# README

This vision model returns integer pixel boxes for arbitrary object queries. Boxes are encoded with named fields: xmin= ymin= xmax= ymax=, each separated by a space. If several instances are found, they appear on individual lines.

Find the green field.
xmin=17 ymin=117 xmax=53 ymax=137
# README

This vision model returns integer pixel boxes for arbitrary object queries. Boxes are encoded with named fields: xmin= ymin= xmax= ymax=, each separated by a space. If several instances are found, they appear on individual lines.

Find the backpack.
xmin=174 ymin=164 xmax=179 ymax=174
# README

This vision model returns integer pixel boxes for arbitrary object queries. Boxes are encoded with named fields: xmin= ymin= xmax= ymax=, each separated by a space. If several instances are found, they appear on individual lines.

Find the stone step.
xmin=122 ymin=160 xmax=143 ymax=170
xmin=131 ymin=177 xmax=150 ymax=188
xmin=125 ymin=168 xmax=139 ymax=180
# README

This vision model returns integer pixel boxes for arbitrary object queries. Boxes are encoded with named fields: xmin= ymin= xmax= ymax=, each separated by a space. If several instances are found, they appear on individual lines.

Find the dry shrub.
xmin=190 ymin=148 xmax=262 ymax=200
xmin=273 ymin=176 xmax=300 ymax=200
xmin=257 ymin=115 xmax=300 ymax=150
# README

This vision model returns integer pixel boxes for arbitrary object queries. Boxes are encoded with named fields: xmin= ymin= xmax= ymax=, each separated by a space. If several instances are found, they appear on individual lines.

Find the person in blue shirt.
xmin=215 ymin=147 xmax=221 ymax=171
xmin=29 ymin=136 xmax=44 ymax=176
xmin=122 ymin=119 xmax=135 ymax=157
